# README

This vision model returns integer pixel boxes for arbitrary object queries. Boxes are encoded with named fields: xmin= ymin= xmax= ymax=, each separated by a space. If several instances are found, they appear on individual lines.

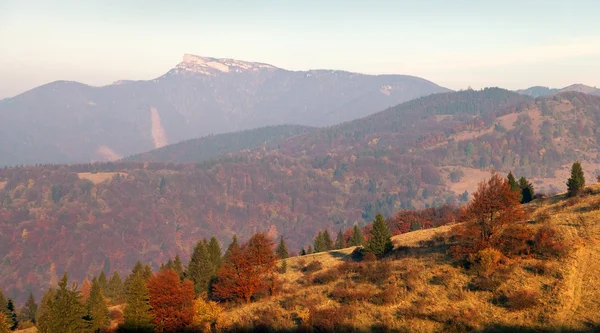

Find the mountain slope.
xmin=516 ymin=83 xmax=600 ymax=97
xmin=2 ymin=89 xmax=600 ymax=303
xmin=0 ymin=54 xmax=449 ymax=166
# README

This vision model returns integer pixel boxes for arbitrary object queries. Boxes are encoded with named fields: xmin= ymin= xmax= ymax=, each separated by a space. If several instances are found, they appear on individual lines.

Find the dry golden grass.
xmin=77 ymin=172 xmax=126 ymax=184
xmin=217 ymin=185 xmax=600 ymax=332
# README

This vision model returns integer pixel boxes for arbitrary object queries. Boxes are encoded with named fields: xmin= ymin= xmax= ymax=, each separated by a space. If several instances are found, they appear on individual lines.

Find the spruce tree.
xmin=224 ymin=235 xmax=239 ymax=259
xmin=313 ymin=232 xmax=325 ymax=253
xmin=98 ymin=271 xmax=108 ymax=293
xmin=322 ymin=230 xmax=333 ymax=251
xmin=23 ymin=292 xmax=38 ymax=324
xmin=275 ymin=237 xmax=289 ymax=259
xmin=307 ymin=245 xmax=313 ymax=254
xmin=518 ymin=176 xmax=535 ymax=203
xmin=107 ymin=271 xmax=124 ymax=304
xmin=173 ymin=254 xmax=184 ymax=279
xmin=507 ymin=171 xmax=519 ymax=192
xmin=349 ymin=225 xmax=365 ymax=246
xmin=142 ymin=264 xmax=153 ymax=280
xmin=36 ymin=288 xmax=56 ymax=333
xmin=52 ymin=273 xmax=86 ymax=333
xmin=365 ymin=213 xmax=393 ymax=258
xmin=567 ymin=161 xmax=585 ymax=197
xmin=300 ymin=247 xmax=306 ymax=256
xmin=131 ymin=261 xmax=144 ymax=277
xmin=335 ymin=229 xmax=345 ymax=250
xmin=6 ymin=300 xmax=16 ymax=330
xmin=207 ymin=237 xmax=223 ymax=270
xmin=86 ymin=278 xmax=109 ymax=333
xmin=186 ymin=240 xmax=215 ymax=296
xmin=122 ymin=273 xmax=154 ymax=332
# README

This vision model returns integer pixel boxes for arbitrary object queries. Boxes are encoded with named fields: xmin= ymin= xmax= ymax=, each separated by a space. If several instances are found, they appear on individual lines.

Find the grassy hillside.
xmin=211 ymin=185 xmax=600 ymax=332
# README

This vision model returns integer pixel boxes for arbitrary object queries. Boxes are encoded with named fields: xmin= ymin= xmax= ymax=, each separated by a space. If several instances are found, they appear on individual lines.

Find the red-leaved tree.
xmin=147 ymin=269 xmax=194 ymax=332
xmin=212 ymin=233 xmax=276 ymax=303
xmin=451 ymin=172 xmax=524 ymax=258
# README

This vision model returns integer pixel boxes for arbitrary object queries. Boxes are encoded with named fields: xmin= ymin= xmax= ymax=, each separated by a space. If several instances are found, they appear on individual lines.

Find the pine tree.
xmin=173 ymin=254 xmax=184 ymax=279
xmin=322 ymin=229 xmax=333 ymax=251
xmin=349 ymin=225 xmax=365 ymax=246
xmin=86 ymin=278 xmax=110 ymax=332
xmin=23 ymin=292 xmax=38 ymax=324
xmin=224 ymin=235 xmax=239 ymax=259
xmin=186 ymin=240 xmax=215 ymax=297
xmin=36 ymin=288 xmax=56 ymax=333
xmin=98 ymin=271 xmax=108 ymax=293
xmin=5 ymin=299 xmax=16 ymax=330
xmin=107 ymin=271 xmax=124 ymax=304
xmin=52 ymin=273 xmax=86 ymax=333
xmin=122 ymin=272 xmax=154 ymax=332
xmin=275 ymin=237 xmax=289 ymax=259
xmin=518 ymin=176 xmax=535 ymax=203
xmin=207 ymin=237 xmax=223 ymax=270
xmin=335 ymin=229 xmax=345 ymax=250
xmin=365 ymin=213 xmax=393 ymax=258
xmin=507 ymin=171 xmax=519 ymax=192
xmin=567 ymin=161 xmax=585 ymax=197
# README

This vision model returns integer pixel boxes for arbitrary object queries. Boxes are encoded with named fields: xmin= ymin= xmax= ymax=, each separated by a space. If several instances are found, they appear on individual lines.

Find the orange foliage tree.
xmin=212 ymin=233 xmax=276 ymax=303
xmin=147 ymin=269 xmax=194 ymax=332
xmin=451 ymin=172 xmax=524 ymax=258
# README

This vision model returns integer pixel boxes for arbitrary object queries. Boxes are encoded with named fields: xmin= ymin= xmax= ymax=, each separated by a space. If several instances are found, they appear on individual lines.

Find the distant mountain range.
xmin=516 ymin=83 xmax=600 ymax=97
xmin=0 ymin=54 xmax=449 ymax=166
xmin=3 ymin=88 xmax=600 ymax=302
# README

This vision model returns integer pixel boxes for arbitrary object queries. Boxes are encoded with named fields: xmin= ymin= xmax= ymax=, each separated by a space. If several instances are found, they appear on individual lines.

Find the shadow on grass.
xmin=477 ymin=323 xmax=600 ymax=332
xmin=326 ymin=250 xmax=350 ymax=260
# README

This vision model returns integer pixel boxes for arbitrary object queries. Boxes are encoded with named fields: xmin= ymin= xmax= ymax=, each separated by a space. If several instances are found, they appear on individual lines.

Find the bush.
xmin=301 ymin=260 xmax=323 ymax=273
xmin=496 ymin=224 xmax=534 ymax=256
xmin=369 ymin=284 xmax=399 ymax=305
xmin=363 ymin=260 xmax=392 ymax=285
xmin=363 ymin=252 xmax=378 ymax=262
xmin=312 ymin=269 xmax=339 ymax=285
xmin=468 ymin=275 xmax=503 ymax=292
xmin=309 ymin=306 xmax=356 ymax=333
xmin=329 ymin=283 xmax=373 ymax=304
xmin=469 ymin=248 xmax=505 ymax=277
xmin=495 ymin=289 xmax=539 ymax=311
xmin=533 ymin=225 xmax=568 ymax=258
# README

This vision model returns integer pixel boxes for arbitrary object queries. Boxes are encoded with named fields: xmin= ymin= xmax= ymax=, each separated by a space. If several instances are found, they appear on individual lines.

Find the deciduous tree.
xmin=147 ymin=269 xmax=195 ymax=333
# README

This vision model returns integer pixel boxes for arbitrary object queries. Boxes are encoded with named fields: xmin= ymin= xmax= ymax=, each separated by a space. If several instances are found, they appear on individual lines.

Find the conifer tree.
xmin=143 ymin=264 xmax=153 ymax=280
xmin=207 ymin=237 xmax=223 ymax=270
xmin=322 ymin=229 xmax=333 ymax=251
xmin=173 ymin=254 xmax=184 ymax=279
xmin=5 ymin=300 xmax=16 ymax=330
xmin=107 ymin=271 xmax=124 ymax=304
xmin=186 ymin=240 xmax=215 ymax=297
xmin=300 ymin=247 xmax=306 ymax=256
xmin=86 ymin=278 xmax=109 ymax=333
xmin=122 ymin=272 xmax=154 ymax=332
xmin=518 ymin=176 xmax=535 ymax=203
xmin=131 ymin=261 xmax=144 ymax=277
xmin=335 ymin=229 xmax=345 ymax=249
xmin=349 ymin=225 xmax=365 ymax=246
xmin=275 ymin=236 xmax=289 ymax=259
xmin=23 ymin=292 xmax=38 ymax=324
xmin=0 ymin=290 xmax=9 ymax=326
xmin=307 ymin=245 xmax=313 ymax=254
xmin=224 ymin=235 xmax=239 ymax=259
xmin=313 ymin=232 xmax=325 ymax=253
xmin=365 ymin=213 xmax=393 ymax=258
xmin=36 ymin=288 xmax=56 ymax=333
xmin=51 ymin=273 xmax=86 ymax=333
xmin=98 ymin=271 xmax=108 ymax=293
xmin=567 ymin=161 xmax=585 ymax=197
xmin=0 ymin=313 xmax=9 ymax=333
xmin=507 ymin=171 xmax=519 ymax=192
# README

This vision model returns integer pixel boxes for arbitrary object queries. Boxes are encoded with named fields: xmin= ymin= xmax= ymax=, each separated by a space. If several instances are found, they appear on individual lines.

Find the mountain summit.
xmin=175 ymin=54 xmax=278 ymax=75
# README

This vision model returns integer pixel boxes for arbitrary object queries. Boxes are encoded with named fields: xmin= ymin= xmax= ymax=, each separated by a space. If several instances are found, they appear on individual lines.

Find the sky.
xmin=1 ymin=0 xmax=600 ymax=98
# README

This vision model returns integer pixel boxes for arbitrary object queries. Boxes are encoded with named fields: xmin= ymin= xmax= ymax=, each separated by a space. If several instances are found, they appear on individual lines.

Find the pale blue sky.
xmin=1 ymin=0 xmax=599 ymax=98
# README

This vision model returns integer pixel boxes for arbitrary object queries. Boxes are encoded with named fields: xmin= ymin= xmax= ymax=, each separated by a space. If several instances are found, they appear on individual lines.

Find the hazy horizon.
xmin=1 ymin=0 xmax=600 ymax=99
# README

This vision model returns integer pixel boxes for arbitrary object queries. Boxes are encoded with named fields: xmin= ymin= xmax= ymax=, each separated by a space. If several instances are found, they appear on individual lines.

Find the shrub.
xmin=495 ymin=224 xmax=534 ymax=256
xmin=533 ymin=225 xmax=568 ymax=258
xmin=279 ymin=296 xmax=302 ymax=311
xmin=363 ymin=252 xmax=378 ymax=262
xmin=526 ymin=261 xmax=550 ymax=276
xmin=192 ymin=297 xmax=223 ymax=327
xmin=312 ymin=269 xmax=339 ymax=285
xmin=363 ymin=260 xmax=392 ymax=285
xmin=469 ymin=248 xmax=505 ymax=277
xmin=369 ymin=284 xmax=399 ymax=305
xmin=496 ymin=289 xmax=539 ymax=311
xmin=329 ymin=283 xmax=373 ymax=304
xmin=467 ymin=275 xmax=503 ymax=292
xmin=309 ymin=306 xmax=355 ymax=333
xmin=429 ymin=273 xmax=452 ymax=287
xmin=301 ymin=260 xmax=323 ymax=273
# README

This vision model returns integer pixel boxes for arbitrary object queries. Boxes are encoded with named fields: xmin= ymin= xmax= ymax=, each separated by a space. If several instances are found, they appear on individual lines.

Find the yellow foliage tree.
xmin=192 ymin=297 xmax=222 ymax=329
xmin=0 ymin=313 xmax=10 ymax=333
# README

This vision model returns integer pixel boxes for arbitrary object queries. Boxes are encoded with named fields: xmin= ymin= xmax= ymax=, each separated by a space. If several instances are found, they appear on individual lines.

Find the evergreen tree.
xmin=275 ymin=237 xmax=289 ymax=259
xmin=122 ymin=272 xmax=154 ymax=332
xmin=307 ymin=245 xmax=313 ymax=254
xmin=51 ymin=273 xmax=86 ymax=333
xmin=98 ymin=271 xmax=108 ymax=293
xmin=300 ymin=247 xmax=306 ymax=256
xmin=349 ymin=225 xmax=365 ymax=246
xmin=207 ymin=237 xmax=223 ymax=270
xmin=131 ymin=261 xmax=144 ymax=277
xmin=313 ymin=232 xmax=325 ymax=253
xmin=507 ymin=171 xmax=519 ymax=192
xmin=36 ymin=288 xmax=56 ymax=333
xmin=224 ymin=235 xmax=240 ymax=259
xmin=86 ymin=278 xmax=109 ymax=332
xmin=334 ymin=229 xmax=345 ymax=250
xmin=142 ymin=264 xmax=153 ymax=280
xmin=0 ymin=313 xmax=10 ymax=333
xmin=186 ymin=240 xmax=215 ymax=297
xmin=365 ymin=213 xmax=393 ymax=258
xmin=518 ymin=176 xmax=535 ymax=203
xmin=567 ymin=161 xmax=586 ymax=197
xmin=173 ymin=254 xmax=184 ymax=279
xmin=23 ymin=292 xmax=38 ymax=324
xmin=322 ymin=229 xmax=333 ymax=251
xmin=107 ymin=271 xmax=124 ymax=304
xmin=0 ymin=291 xmax=10 ymax=328
xmin=6 ymin=299 xmax=16 ymax=330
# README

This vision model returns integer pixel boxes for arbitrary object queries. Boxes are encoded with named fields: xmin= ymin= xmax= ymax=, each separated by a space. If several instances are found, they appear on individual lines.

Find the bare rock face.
xmin=0 ymin=54 xmax=449 ymax=166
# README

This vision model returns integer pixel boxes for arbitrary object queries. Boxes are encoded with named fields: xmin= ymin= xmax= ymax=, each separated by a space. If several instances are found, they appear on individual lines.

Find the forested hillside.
xmin=1 ymin=89 xmax=600 ymax=303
